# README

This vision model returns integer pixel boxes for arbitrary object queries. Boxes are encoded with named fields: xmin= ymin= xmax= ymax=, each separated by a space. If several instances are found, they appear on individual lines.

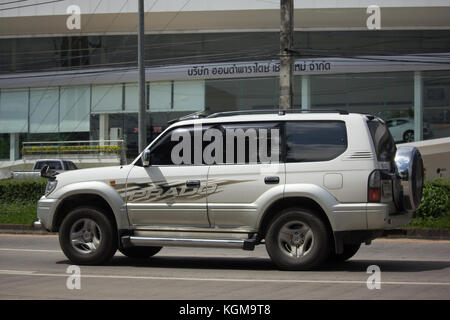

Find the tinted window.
xmin=220 ymin=122 xmax=281 ymax=164
xmin=285 ymin=121 xmax=347 ymax=162
xmin=149 ymin=125 xmax=211 ymax=165
xmin=34 ymin=161 xmax=63 ymax=170
xmin=64 ymin=161 xmax=78 ymax=170
xmin=367 ymin=119 xmax=397 ymax=163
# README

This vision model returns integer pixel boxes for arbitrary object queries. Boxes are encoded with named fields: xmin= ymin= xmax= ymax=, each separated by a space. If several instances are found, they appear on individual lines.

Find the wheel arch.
xmin=258 ymin=196 xmax=337 ymax=253
xmin=258 ymin=197 xmax=331 ymax=236
xmin=52 ymin=193 xmax=118 ymax=233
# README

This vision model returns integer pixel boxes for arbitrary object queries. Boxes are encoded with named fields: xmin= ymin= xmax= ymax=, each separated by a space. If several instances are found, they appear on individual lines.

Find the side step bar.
xmin=122 ymin=235 xmax=257 ymax=251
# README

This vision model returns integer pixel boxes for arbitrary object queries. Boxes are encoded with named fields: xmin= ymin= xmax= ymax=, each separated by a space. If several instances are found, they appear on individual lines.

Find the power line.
xmin=0 ymin=0 xmax=31 ymax=6
xmin=0 ymin=0 xmax=65 ymax=11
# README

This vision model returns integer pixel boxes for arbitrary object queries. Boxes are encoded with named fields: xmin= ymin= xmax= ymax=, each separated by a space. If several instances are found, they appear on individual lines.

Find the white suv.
xmin=35 ymin=110 xmax=424 ymax=270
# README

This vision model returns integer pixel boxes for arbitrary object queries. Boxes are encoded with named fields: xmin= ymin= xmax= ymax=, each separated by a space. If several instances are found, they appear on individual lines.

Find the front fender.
xmin=50 ymin=181 xmax=129 ymax=230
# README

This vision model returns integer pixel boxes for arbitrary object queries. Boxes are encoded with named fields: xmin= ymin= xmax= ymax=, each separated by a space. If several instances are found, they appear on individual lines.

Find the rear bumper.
xmin=366 ymin=203 xmax=413 ymax=230
xmin=36 ymin=196 xmax=58 ymax=232
xmin=331 ymin=203 xmax=413 ymax=231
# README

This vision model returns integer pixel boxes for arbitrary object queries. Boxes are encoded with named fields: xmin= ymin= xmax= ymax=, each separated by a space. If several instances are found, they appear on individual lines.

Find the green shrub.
xmin=0 ymin=179 xmax=47 ymax=203
xmin=415 ymin=179 xmax=450 ymax=219
xmin=0 ymin=202 xmax=38 ymax=225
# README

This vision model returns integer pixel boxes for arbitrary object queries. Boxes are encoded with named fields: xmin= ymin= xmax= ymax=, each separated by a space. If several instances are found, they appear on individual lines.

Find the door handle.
xmin=186 ymin=180 xmax=201 ymax=188
xmin=264 ymin=176 xmax=280 ymax=184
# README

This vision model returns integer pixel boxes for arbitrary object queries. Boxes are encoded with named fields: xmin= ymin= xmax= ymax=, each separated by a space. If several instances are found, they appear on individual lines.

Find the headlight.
xmin=45 ymin=180 xmax=58 ymax=196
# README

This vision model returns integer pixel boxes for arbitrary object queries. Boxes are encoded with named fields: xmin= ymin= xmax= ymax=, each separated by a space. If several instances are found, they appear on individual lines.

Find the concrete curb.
xmin=0 ymin=223 xmax=448 ymax=239
xmin=382 ymin=228 xmax=450 ymax=240
xmin=0 ymin=224 xmax=56 ymax=235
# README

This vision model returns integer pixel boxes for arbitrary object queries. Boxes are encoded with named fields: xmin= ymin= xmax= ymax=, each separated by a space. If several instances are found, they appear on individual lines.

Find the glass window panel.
xmin=59 ymin=85 xmax=90 ymax=132
xmin=125 ymin=83 xmax=138 ymax=112
xmin=311 ymin=72 xmax=413 ymax=118
xmin=91 ymin=84 xmax=123 ymax=113
xmin=423 ymin=70 xmax=450 ymax=140
xmin=205 ymin=77 xmax=280 ymax=113
xmin=149 ymin=82 xmax=171 ymax=111
xmin=173 ymin=80 xmax=205 ymax=111
xmin=0 ymin=88 xmax=28 ymax=133
xmin=311 ymin=75 xmax=347 ymax=109
xmin=286 ymin=121 xmax=348 ymax=162
xmin=0 ymin=134 xmax=9 ymax=160
xmin=29 ymin=87 xmax=59 ymax=133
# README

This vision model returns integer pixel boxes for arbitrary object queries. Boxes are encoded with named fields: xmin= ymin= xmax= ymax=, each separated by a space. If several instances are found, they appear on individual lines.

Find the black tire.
xmin=329 ymin=243 xmax=361 ymax=262
xmin=403 ymin=130 xmax=414 ymax=142
xmin=119 ymin=246 xmax=162 ymax=259
xmin=59 ymin=207 xmax=118 ymax=265
xmin=265 ymin=207 xmax=330 ymax=271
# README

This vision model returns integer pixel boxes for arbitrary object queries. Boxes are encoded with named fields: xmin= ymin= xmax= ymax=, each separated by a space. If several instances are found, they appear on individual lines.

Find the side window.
xmin=149 ymin=125 xmax=211 ymax=166
xmin=220 ymin=122 xmax=281 ymax=164
xmin=64 ymin=161 xmax=77 ymax=170
xmin=386 ymin=120 xmax=395 ymax=127
xmin=285 ymin=121 xmax=347 ymax=162
xmin=148 ymin=122 xmax=281 ymax=166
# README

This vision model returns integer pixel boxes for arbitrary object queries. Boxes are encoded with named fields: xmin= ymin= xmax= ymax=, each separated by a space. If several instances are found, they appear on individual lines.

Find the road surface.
xmin=0 ymin=234 xmax=449 ymax=300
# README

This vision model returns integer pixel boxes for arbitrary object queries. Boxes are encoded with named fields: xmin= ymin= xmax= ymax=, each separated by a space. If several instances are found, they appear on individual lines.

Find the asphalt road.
xmin=0 ymin=234 xmax=449 ymax=300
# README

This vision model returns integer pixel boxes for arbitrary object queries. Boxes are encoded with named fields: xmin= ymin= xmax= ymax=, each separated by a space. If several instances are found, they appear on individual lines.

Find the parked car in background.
xmin=386 ymin=117 xmax=433 ymax=142
xmin=11 ymin=159 xmax=78 ymax=179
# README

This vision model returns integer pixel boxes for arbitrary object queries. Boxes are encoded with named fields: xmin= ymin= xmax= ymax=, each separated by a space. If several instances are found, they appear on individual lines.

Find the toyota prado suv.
xmin=35 ymin=110 xmax=424 ymax=270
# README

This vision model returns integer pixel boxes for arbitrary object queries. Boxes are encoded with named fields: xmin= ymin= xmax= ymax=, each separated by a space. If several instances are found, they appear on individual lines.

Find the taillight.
xmin=368 ymin=170 xmax=381 ymax=202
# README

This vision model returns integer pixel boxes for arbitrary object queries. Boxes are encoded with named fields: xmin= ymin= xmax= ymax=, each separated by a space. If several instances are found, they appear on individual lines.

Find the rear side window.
xmin=285 ymin=121 xmax=347 ymax=162
xmin=64 ymin=161 xmax=78 ymax=170
xmin=367 ymin=119 xmax=396 ymax=163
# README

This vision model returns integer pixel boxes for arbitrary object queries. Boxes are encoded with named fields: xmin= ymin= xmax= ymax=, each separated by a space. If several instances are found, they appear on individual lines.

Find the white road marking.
xmin=0 ymin=269 xmax=34 ymax=275
xmin=0 ymin=269 xmax=449 ymax=286
xmin=0 ymin=248 xmax=61 ymax=253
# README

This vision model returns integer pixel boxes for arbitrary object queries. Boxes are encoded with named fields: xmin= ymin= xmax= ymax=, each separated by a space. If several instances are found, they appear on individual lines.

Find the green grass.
xmin=406 ymin=215 xmax=450 ymax=229
xmin=0 ymin=201 xmax=37 ymax=225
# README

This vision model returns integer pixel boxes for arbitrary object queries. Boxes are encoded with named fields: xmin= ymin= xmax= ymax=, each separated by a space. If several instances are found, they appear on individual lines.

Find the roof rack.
xmin=206 ymin=108 xmax=349 ymax=118
xmin=167 ymin=110 xmax=208 ymax=124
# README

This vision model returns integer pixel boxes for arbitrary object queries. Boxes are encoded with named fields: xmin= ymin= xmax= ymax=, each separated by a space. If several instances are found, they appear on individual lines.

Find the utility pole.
xmin=138 ymin=0 xmax=147 ymax=153
xmin=279 ymin=0 xmax=294 ymax=110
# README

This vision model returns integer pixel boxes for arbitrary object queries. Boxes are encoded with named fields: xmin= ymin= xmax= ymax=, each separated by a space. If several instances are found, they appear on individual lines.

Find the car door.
xmin=126 ymin=125 xmax=210 ymax=228
xmin=206 ymin=121 xmax=285 ymax=230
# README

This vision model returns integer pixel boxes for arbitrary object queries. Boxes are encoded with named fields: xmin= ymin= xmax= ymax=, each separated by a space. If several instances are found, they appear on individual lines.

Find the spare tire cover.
xmin=394 ymin=146 xmax=424 ymax=212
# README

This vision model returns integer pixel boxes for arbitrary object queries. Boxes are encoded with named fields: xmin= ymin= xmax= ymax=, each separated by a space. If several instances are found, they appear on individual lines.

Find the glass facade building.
xmin=1 ymin=31 xmax=450 ymax=163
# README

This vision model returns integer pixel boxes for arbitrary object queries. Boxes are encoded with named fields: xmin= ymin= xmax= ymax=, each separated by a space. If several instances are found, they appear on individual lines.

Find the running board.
xmin=121 ymin=235 xmax=257 ymax=251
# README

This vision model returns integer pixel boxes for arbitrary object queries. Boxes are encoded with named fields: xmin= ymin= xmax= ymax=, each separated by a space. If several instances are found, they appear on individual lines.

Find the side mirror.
xmin=40 ymin=165 xmax=57 ymax=181
xmin=142 ymin=150 xmax=151 ymax=167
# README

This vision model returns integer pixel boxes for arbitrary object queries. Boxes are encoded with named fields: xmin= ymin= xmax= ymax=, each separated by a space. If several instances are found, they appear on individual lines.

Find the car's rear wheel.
xmin=265 ymin=207 xmax=330 ymax=270
xmin=59 ymin=207 xmax=117 ymax=265
xmin=119 ymin=246 xmax=162 ymax=259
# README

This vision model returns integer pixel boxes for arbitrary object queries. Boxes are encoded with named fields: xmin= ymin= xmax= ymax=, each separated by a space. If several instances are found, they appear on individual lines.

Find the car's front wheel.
xmin=265 ymin=207 xmax=330 ymax=270
xmin=59 ymin=207 xmax=118 ymax=265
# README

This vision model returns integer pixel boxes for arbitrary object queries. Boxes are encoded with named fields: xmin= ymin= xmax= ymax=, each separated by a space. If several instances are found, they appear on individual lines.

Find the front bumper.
xmin=36 ymin=196 xmax=59 ymax=232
